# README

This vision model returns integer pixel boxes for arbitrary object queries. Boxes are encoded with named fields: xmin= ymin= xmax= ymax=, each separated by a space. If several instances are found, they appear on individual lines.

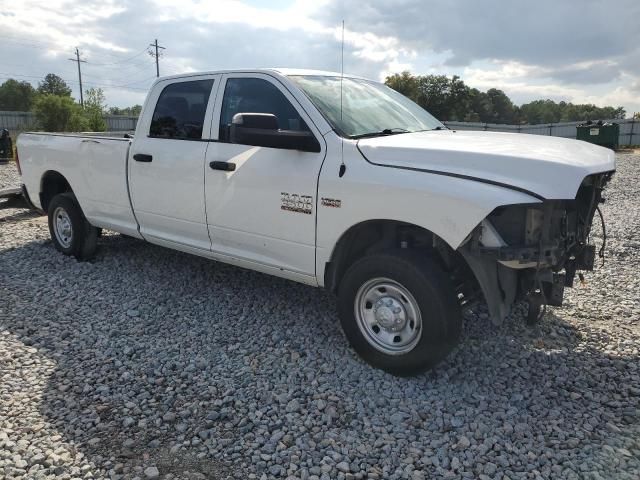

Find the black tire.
xmin=47 ymin=193 xmax=98 ymax=261
xmin=337 ymin=250 xmax=462 ymax=376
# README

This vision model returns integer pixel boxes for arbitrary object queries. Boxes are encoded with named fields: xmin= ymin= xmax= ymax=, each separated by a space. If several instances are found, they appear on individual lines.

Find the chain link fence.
xmin=0 ymin=111 xmax=137 ymax=132
xmin=443 ymin=118 xmax=638 ymax=147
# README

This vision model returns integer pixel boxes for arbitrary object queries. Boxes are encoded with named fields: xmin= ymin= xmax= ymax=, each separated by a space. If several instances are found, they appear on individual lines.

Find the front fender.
xmin=315 ymin=144 xmax=542 ymax=285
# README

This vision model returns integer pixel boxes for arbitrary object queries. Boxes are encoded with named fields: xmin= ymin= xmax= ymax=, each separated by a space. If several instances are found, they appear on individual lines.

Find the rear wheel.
xmin=48 ymin=193 xmax=98 ymax=260
xmin=337 ymin=250 xmax=462 ymax=376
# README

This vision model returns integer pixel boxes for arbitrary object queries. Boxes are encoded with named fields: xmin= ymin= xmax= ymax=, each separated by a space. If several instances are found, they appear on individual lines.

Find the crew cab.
xmin=16 ymin=68 xmax=615 ymax=375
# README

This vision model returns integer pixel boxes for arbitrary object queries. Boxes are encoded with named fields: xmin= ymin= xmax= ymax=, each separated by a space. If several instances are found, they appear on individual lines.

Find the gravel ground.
xmin=1 ymin=154 xmax=639 ymax=480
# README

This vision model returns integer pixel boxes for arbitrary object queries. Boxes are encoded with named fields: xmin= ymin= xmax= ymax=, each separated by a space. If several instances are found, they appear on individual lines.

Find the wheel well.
xmin=40 ymin=171 xmax=72 ymax=212
xmin=324 ymin=220 xmax=473 ymax=294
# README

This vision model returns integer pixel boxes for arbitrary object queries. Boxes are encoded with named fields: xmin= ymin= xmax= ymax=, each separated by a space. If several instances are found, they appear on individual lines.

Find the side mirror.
xmin=229 ymin=113 xmax=320 ymax=153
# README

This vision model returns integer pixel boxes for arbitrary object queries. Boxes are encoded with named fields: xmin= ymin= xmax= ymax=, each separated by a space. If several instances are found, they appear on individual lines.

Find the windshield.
xmin=289 ymin=75 xmax=444 ymax=138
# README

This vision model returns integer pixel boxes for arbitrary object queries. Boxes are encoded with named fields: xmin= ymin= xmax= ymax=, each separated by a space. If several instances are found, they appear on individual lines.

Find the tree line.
xmin=0 ymin=75 xmax=142 ymax=132
xmin=0 ymin=72 xmax=634 ymax=131
xmin=385 ymin=71 xmax=628 ymax=124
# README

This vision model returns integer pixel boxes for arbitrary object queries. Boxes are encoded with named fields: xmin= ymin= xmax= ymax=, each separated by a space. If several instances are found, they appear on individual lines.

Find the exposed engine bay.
xmin=458 ymin=172 xmax=614 ymax=324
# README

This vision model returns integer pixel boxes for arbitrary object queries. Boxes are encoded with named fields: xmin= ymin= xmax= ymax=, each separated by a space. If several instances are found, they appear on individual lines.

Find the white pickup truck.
xmin=16 ymin=68 xmax=615 ymax=375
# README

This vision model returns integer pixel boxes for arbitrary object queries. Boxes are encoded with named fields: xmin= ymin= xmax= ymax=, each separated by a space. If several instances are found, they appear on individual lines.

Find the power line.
xmin=80 ymin=69 xmax=149 ymax=81
xmin=116 ymin=75 xmax=158 ymax=88
xmin=0 ymin=62 xmax=154 ymax=88
xmin=90 ymin=58 xmax=155 ymax=70
xmin=157 ymin=59 xmax=183 ymax=74
xmin=85 ymin=48 xmax=149 ymax=66
xmin=1 ymin=38 xmax=171 ymax=99
xmin=68 ymin=47 xmax=87 ymax=107
xmin=0 ymin=35 xmax=156 ymax=71
xmin=148 ymin=39 xmax=166 ymax=77
xmin=84 ymin=59 xmax=158 ymax=79
xmin=0 ymin=72 xmax=151 ymax=91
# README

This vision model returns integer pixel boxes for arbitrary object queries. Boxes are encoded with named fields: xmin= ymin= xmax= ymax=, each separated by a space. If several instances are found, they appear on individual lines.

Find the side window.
xmin=150 ymin=79 xmax=214 ymax=139
xmin=219 ymin=78 xmax=309 ymax=141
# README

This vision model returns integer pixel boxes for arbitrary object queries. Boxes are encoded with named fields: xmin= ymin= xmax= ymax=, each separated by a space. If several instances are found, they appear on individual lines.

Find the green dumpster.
xmin=576 ymin=121 xmax=619 ymax=149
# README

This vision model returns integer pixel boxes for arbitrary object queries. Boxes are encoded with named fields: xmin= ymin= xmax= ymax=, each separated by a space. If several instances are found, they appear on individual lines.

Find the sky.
xmin=0 ymin=0 xmax=638 ymax=115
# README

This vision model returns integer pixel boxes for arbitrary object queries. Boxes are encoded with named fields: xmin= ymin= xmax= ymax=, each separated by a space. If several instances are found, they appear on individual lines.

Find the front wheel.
xmin=48 ymin=193 xmax=98 ymax=261
xmin=337 ymin=251 xmax=462 ymax=376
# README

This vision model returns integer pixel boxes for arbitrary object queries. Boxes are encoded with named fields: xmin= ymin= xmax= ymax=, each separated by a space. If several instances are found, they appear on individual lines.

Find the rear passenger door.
xmin=129 ymin=76 xmax=220 ymax=251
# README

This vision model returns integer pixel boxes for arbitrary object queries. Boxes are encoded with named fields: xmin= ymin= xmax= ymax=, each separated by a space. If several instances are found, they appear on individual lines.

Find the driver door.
xmin=204 ymin=73 xmax=326 ymax=280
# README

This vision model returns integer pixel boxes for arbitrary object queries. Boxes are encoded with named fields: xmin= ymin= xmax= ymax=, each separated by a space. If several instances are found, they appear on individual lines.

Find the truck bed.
xmin=18 ymin=132 xmax=141 ymax=237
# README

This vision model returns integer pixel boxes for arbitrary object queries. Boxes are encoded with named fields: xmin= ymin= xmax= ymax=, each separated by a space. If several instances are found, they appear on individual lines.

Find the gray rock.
xmin=457 ymin=436 xmax=471 ymax=449
xmin=0 ymin=153 xmax=639 ymax=480
xmin=286 ymin=399 xmax=301 ymax=413
xmin=389 ymin=413 xmax=404 ymax=425
xmin=269 ymin=464 xmax=282 ymax=476
xmin=144 ymin=466 xmax=160 ymax=478
xmin=484 ymin=462 xmax=497 ymax=476
xmin=163 ymin=412 xmax=176 ymax=422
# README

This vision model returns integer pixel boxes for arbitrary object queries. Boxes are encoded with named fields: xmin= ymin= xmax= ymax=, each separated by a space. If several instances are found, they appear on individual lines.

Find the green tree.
xmin=37 ymin=74 xmax=72 ymax=97
xmin=384 ymin=71 xmax=420 ymax=100
xmin=84 ymin=87 xmax=107 ymax=131
xmin=443 ymin=75 xmax=472 ymax=121
xmin=520 ymin=100 xmax=626 ymax=123
xmin=414 ymin=75 xmax=468 ymax=120
xmin=108 ymin=104 xmax=142 ymax=116
xmin=416 ymin=75 xmax=450 ymax=119
xmin=386 ymin=73 xmax=473 ymax=121
xmin=384 ymin=70 xmax=627 ymax=124
xmin=519 ymin=100 xmax=560 ymax=124
xmin=486 ymin=88 xmax=516 ymax=124
xmin=466 ymin=88 xmax=490 ymax=122
xmin=0 ymin=79 xmax=37 ymax=111
xmin=33 ymin=94 xmax=87 ymax=132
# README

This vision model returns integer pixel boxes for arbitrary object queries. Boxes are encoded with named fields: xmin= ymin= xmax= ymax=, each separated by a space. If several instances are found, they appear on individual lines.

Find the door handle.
xmin=133 ymin=153 xmax=153 ymax=163
xmin=209 ymin=161 xmax=236 ymax=171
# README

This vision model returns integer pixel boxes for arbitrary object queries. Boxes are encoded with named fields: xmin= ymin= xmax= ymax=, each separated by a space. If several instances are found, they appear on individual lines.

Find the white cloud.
xmin=462 ymin=60 xmax=640 ymax=113
xmin=0 ymin=0 xmax=638 ymax=115
xmin=576 ymin=85 xmax=640 ymax=115
xmin=0 ymin=0 xmax=129 ymax=53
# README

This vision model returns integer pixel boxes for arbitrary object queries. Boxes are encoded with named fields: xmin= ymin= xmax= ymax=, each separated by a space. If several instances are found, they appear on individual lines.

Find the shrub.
xmin=33 ymin=94 xmax=88 ymax=132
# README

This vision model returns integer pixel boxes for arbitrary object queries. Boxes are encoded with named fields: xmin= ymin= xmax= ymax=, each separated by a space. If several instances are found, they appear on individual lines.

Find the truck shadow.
xmin=0 ymin=209 xmax=42 ymax=223
xmin=1 ymin=233 xmax=638 ymax=478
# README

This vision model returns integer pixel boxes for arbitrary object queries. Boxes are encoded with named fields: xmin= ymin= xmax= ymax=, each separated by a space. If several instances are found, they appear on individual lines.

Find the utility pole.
xmin=68 ymin=47 xmax=87 ymax=107
xmin=148 ymin=39 xmax=166 ymax=77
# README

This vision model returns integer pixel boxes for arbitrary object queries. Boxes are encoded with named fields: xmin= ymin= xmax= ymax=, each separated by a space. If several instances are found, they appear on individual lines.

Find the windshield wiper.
xmin=412 ymin=126 xmax=448 ymax=133
xmin=350 ymin=128 xmax=411 ymax=140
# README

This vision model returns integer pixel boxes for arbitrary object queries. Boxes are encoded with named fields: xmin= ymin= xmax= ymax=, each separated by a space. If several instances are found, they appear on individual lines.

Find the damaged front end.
xmin=458 ymin=172 xmax=614 ymax=324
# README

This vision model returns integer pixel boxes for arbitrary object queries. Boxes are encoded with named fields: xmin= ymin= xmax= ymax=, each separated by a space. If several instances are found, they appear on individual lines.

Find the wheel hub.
xmin=373 ymin=297 xmax=406 ymax=331
xmin=354 ymin=277 xmax=423 ymax=356
xmin=53 ymin=207 xmax=73 ymax=249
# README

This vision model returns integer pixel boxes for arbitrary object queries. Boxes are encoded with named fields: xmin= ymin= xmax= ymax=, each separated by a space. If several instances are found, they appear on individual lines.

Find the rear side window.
xmin=150 ymin=79 xmax=214 ymax=139
xmin=219 ymin=77 xmax=309 ymax=141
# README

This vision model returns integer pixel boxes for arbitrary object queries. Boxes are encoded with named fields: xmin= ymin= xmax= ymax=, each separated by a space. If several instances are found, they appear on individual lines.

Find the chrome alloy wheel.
xmin=53 ymin=206 xmax=73 ymax=249
xmin=354 ymin=277 xmax=422 ymax=355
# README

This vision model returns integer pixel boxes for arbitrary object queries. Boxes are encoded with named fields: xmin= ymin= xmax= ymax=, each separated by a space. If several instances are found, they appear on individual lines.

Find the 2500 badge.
xmin=281 ymin=192 xmax=313 ymax=214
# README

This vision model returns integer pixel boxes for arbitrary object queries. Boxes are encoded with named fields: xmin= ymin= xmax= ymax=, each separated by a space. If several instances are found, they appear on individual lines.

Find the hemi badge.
xmin=321 ymin=198 xmax=341 ymax=208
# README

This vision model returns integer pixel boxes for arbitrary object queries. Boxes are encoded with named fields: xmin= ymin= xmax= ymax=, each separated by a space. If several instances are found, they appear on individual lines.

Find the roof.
xmin=156 ymin=68 xmax=370 ymax=82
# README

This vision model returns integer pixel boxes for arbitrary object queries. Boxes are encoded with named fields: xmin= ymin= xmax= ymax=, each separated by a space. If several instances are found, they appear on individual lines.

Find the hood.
xmin=357 ymin=130 xmax=616 ymax=199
